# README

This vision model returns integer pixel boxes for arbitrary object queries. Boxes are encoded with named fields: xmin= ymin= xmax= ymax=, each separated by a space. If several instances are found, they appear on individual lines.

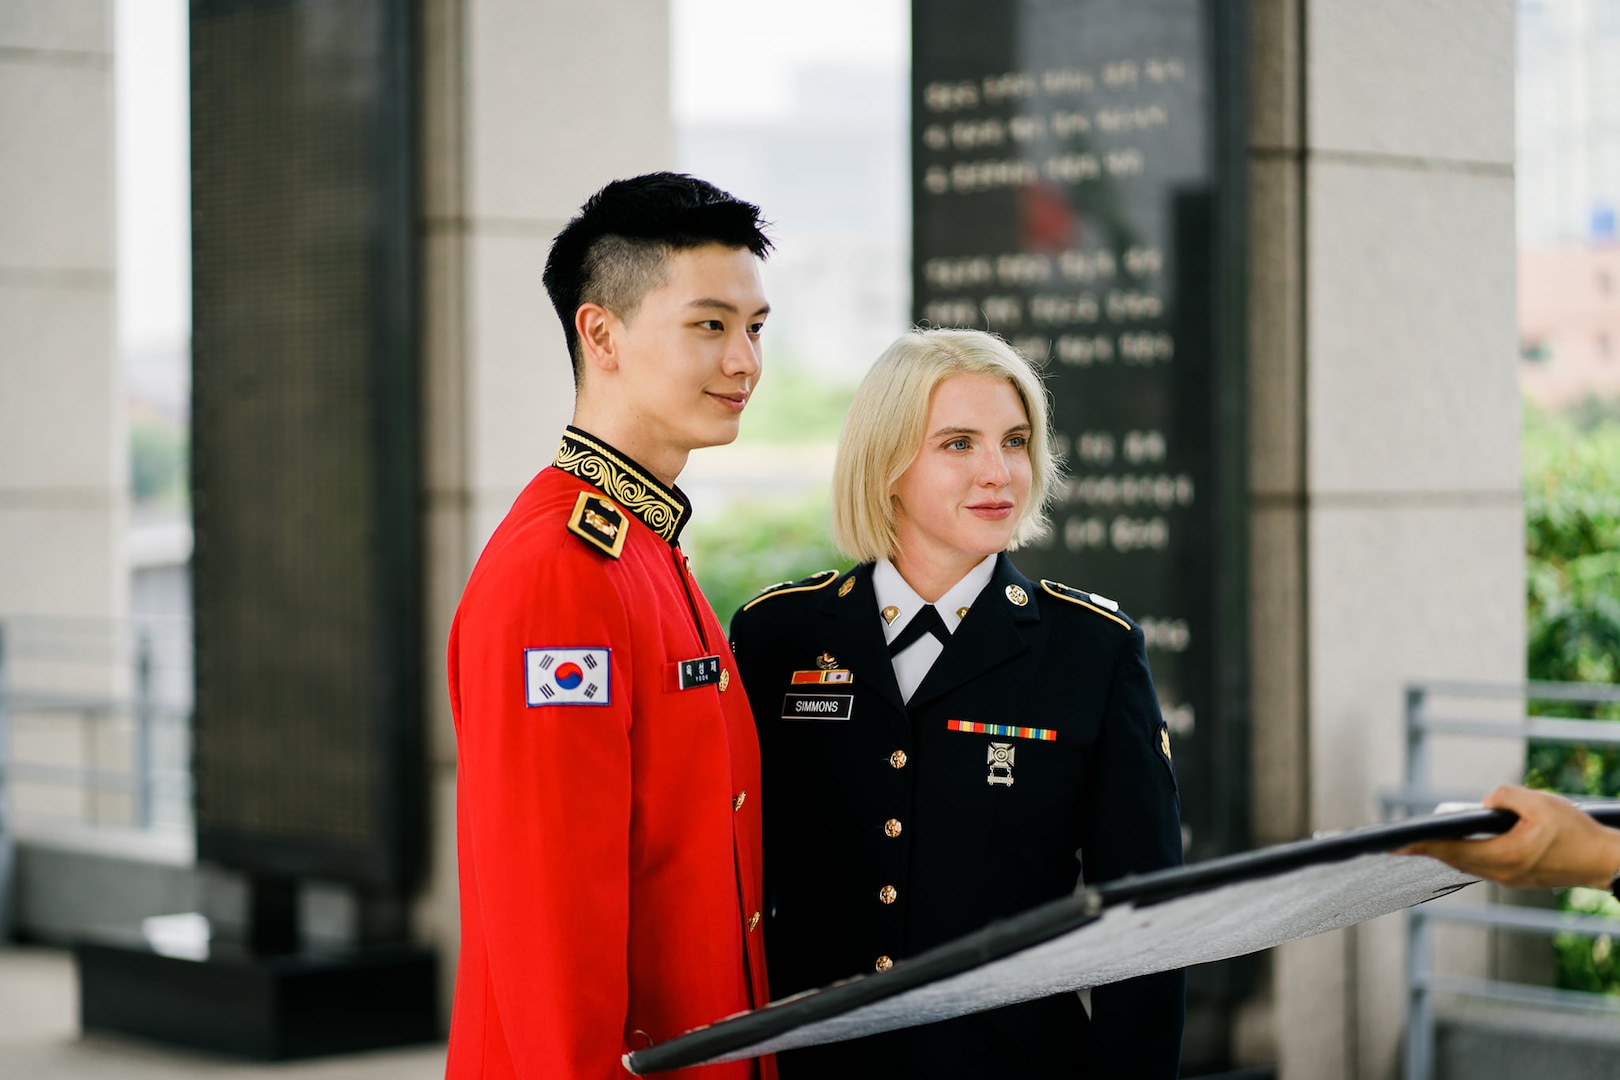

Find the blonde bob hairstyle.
xmin=831 ymin=328 xmax=1060 ymax=563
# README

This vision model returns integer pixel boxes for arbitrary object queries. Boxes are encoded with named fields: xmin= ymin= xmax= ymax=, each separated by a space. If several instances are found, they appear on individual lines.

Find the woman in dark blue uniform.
xmin=729 ymin=328 xmax=1184 ymax=1078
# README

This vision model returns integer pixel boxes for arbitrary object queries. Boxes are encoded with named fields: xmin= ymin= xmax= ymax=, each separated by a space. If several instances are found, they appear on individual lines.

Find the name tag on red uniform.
xmin=675 ymin=655 xmax=722 ymax=690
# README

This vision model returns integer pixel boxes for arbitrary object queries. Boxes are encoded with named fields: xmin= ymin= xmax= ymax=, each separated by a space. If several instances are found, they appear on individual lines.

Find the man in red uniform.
xmin=446 ymin=174 xmax=776 ymax=1079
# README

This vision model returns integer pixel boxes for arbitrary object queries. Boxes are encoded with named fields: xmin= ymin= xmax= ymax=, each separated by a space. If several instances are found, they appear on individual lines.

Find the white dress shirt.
xmin=872 ymin=553 xmax=998 ymax=703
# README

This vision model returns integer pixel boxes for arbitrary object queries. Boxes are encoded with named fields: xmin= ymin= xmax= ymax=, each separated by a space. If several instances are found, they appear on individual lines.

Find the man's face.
xmin=606 ymin=244 xmax=769 ymax=457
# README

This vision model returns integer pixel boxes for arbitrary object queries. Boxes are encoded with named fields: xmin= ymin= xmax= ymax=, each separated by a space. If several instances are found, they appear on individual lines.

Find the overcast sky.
xmin=672 ymin=0 xmax=907 ymax=122
xmin=115 ymin=0 xmax=189 ymax=357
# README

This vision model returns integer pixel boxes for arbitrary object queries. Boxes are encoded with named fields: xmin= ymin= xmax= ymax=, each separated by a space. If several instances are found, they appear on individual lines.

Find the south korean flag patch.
xmin=525 ymin=647 xmax=611 ymax=706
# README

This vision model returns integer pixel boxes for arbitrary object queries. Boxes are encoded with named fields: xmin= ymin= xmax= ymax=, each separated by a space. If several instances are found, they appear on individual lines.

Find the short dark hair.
xmin=542 ymin=172 xmax=773 ymax=381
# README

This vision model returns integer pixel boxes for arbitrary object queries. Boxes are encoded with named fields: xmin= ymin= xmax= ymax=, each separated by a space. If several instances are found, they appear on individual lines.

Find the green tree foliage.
xmin=1524 ymin=405 xmax=1620 ymax=696
xmin=1519 ymin=399 xmax=1620 ymax=994
xmin=1554 ymin=887 xmax=1620 ymax=995
xmin=685 ymin=362 xmax=857 ymax=631
xmin=130 ymin=414 xmax=189 ymax=506
xmin=735 ymin=366 xmax=857 ymax=445
xmin=686 ymin=491 xmax=847 ymax=637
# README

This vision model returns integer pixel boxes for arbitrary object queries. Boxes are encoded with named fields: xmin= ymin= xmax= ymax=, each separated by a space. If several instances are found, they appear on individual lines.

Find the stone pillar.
xmin=1247 ymin=2 xmax=1524 ymax=1077
xmin=414 ymin=0 xmax=673 ymax=1017
xmin=0 ymin=1 xmax=126 ymax=633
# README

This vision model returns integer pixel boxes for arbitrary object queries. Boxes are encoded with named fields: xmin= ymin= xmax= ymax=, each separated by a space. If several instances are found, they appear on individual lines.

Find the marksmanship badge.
xmin=987 ymin=741 xmax=1015 ymax=786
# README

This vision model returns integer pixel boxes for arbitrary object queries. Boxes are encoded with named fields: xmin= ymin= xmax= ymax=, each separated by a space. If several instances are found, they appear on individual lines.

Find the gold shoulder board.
xmin=567 ymin=492 xmax=628 ymax=559
xmin=740 ymin=569 xmax=840 ymax=612
xmin=1039 ymin=579 xmax=1131 ymax=631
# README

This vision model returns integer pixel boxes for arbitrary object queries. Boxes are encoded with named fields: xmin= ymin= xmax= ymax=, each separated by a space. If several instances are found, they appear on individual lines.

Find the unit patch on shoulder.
xmin=740 ymin=569 xmax=840 ymax=612
xmin=567 ymin=492 xmax=627 ymax=558
xmin=1039 ymin=579 xmax=1131 ymax=631
xmin=526 ymin=647 xmax=611 ymax=706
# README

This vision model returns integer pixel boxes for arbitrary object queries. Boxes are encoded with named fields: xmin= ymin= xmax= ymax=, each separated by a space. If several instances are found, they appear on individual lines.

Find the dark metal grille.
xmin=189 ymin=0 xmax=418 ymax=887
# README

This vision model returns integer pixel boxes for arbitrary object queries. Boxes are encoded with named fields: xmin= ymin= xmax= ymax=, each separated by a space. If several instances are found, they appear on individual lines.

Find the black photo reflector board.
xmin=189 ymin=0 xmax=419 ymax=888
xmin=627 ymin=806 xmax=1620 ymax=1073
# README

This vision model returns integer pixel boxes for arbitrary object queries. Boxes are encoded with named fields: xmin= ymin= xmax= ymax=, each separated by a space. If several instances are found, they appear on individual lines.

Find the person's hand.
xmin=1400 ymin=784 xmax=1620 ymax=890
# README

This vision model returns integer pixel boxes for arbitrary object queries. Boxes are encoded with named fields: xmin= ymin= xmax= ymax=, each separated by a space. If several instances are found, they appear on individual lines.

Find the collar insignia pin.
xmin=838 ymin=577 xmax=855 ymax=597
xmin=1005 ymin=584 xmax=1028 ymax=607
xmin=881 ymin=605 xmax=900 ymax=625
xmin=956 ymin=606 xmax=969 ymax=620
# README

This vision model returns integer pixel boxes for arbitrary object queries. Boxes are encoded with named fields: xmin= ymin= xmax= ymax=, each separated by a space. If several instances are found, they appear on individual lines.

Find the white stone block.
xmin=0 ymin=503 xmax=125 ymax=619
xmin=1275 ymin=930 xmax=1351 ymax=1080
xmin=1307 ymin=161 xmax=1519 ymax=495
xmin=1307 ymin=499 xmax=1525 ymax=832
xmin=465 ymin=0 xmax=673 ymax=222
xmin=0 ymin=282 xmax=117 ymax=489
xmin=0 ymin=62 xmax=113 ymax=271
xmin=466 ymin=226 xmax=574 ymax=492
xmin=1308 ymin=0 xmax=1514 ymax=165
xmin=0 ymin=0 xmax=109 ymax=54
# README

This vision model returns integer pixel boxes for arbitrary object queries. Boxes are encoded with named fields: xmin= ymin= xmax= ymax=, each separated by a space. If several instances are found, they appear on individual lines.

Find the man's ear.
xmin=575 ymin=303 xmax=618 ymax=373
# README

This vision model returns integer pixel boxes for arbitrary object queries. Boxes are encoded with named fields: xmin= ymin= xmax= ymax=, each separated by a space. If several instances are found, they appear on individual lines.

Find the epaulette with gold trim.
xmin=740 ymin=569 xmax=840 ymax=612
xmin=1040 ymin=579 xmax=1131 ymax=631
xmin=567 ymin=491 xmax=628 ymax=559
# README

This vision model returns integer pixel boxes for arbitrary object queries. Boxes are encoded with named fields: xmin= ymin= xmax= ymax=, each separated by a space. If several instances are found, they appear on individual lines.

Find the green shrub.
xmin=1520 ymin=398 xmax=1620 ymax=993
xmin=735 ymin=366 xmax=856 ymax=445
xmin=685 ymin=491 xmax=847 ymax=637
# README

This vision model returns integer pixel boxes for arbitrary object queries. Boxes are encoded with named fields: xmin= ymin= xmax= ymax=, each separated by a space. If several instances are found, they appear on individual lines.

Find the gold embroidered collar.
xmin=552 ymin=427 xmax=690 ymax=544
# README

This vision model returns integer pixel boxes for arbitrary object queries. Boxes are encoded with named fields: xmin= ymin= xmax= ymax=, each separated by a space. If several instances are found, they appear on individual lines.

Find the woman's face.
xmin=889 ymin=372 xmax=1034 ymax=568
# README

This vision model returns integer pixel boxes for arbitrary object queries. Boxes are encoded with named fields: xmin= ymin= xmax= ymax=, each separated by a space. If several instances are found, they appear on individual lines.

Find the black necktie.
xmin=888 ymin=604 xmax=950 ymax=657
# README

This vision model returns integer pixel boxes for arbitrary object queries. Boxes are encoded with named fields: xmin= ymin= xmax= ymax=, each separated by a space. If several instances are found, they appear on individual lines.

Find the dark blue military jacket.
xmin=729 ymin=555 xmax=1185 ymax=1079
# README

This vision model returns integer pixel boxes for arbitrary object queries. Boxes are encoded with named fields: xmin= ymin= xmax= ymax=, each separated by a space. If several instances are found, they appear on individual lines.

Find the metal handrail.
xmin=1423 ymin=901 xmax=1620 ymax=937
xmin=1414 ymin=714 xmax=1620 ymax=743
xmin=1412 ymin=680 xmax=1620 ymax=703
xmin=1420 ymin=973 xmax=1620 ymax=1015
xmin=0 ymin=620 xmax=193 ymax=833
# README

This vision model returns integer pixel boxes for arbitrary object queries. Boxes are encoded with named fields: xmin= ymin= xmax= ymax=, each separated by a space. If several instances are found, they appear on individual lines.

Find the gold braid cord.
xmin=553 ymin=432 xmax=685 ymax=542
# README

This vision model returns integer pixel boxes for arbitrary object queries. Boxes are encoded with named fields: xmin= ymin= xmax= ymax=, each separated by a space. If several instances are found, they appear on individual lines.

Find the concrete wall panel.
xmin=465 ymin=224 xmax=572 ymax=494
xmin=1308 ymin=499 xmax=1525 ymax=829
xmin=0 ymin=284 xmax=117 ymax=489
xmin=465 ymin=0 xmax=672 ymax=222
xmin=0 ymin=62 xmax=113 ymax=272
xmin=1308 ymin=0 xmax=1514 ymax=166
xmin=0 ymin=0 xmax=109 ymax=54
xmin=1307 ymin=162 xmax=1519 ymax=496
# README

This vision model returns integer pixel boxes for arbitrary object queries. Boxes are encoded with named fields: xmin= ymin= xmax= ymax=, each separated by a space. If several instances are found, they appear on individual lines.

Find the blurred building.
xmin=680 ymin=64 xmax=910 ymax=381
xmin=1519 ymin=246 xmax=1620 ymax=407
xmin=1517 ymin=0 xmax=1620 ymax=248
xmin=1517 ymin=0 xmax=1620 ymax=411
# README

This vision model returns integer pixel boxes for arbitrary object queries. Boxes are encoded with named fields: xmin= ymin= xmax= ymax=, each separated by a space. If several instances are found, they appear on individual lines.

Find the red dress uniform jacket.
xmin=446 ymin=427 xmax=774 ymax=1080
